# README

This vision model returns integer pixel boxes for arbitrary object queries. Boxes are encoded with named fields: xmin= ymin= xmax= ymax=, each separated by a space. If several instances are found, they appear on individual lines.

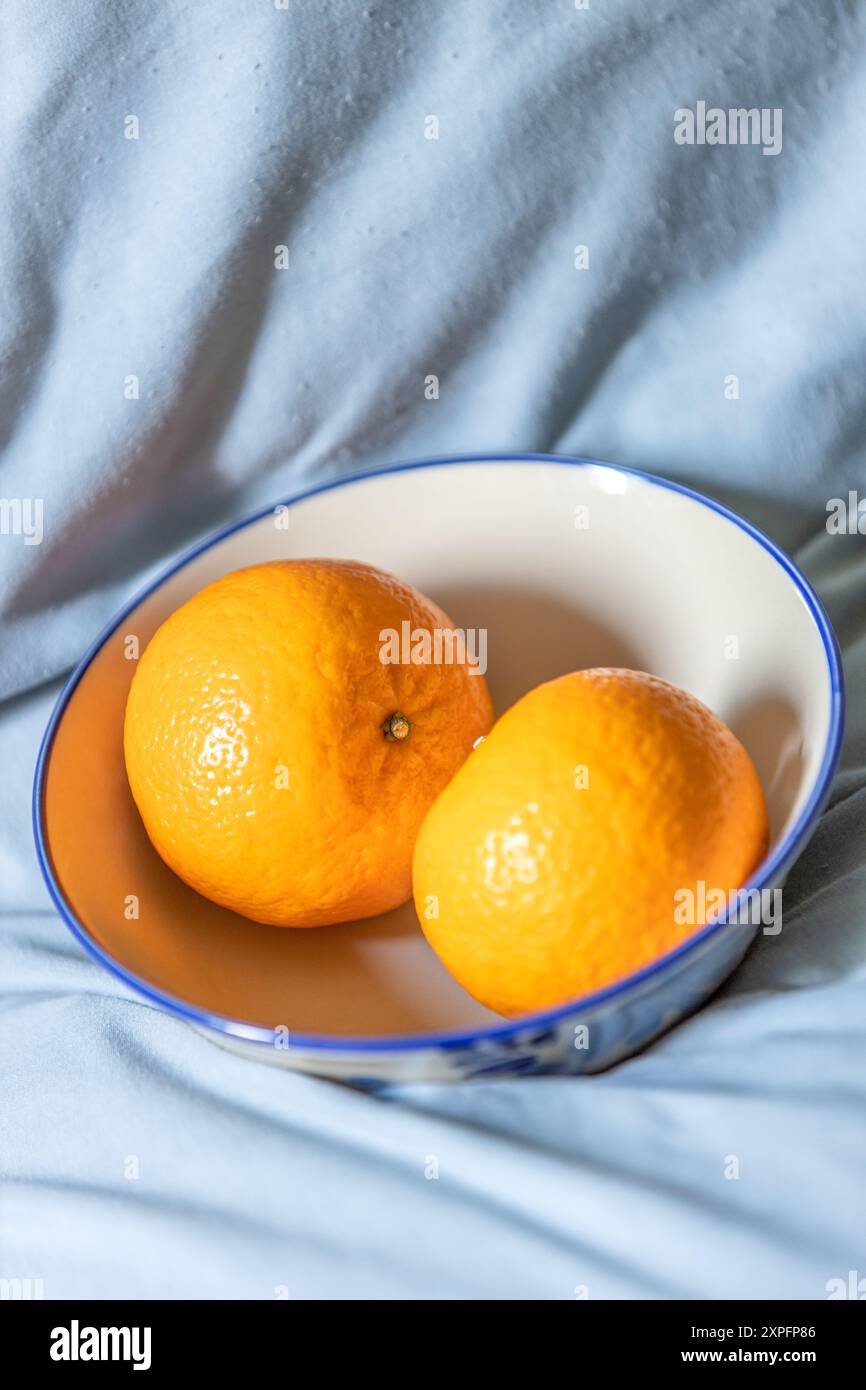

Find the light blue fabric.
xmin=2 ymin=1 xmax=866 ymax=1298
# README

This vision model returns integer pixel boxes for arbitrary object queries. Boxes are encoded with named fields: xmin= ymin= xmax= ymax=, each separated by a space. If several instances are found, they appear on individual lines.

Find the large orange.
xmin=413 ymin=669 xmax=769 ymax=1016
xmin=124 ymin=559 xmax=493 ymax=927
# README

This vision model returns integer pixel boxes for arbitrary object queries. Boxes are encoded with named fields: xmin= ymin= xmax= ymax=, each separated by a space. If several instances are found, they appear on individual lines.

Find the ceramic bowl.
xmin=34 ymin=455 xmax=844 ymax=1084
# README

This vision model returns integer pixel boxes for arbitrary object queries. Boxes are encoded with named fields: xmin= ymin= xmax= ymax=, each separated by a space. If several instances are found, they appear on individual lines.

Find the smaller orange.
xmin=413 ymin=669 xmax=770 ymax=1017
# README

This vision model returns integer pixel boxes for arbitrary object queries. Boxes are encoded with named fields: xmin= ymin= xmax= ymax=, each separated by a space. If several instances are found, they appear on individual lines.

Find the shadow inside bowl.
xmin=725 ymin=693 xmax=807 ymax=843
xmin=433 ymin=580 xmax=650 ymax=713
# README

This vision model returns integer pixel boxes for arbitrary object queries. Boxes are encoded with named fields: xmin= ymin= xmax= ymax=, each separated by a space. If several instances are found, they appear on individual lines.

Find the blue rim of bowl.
xmin=33 ymin=453 xmax=845 ymax=1053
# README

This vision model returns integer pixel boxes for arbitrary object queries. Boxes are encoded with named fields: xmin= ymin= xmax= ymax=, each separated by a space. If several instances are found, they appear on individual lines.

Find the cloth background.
xmin=2 ymin=0 xmax=865 ymax=1298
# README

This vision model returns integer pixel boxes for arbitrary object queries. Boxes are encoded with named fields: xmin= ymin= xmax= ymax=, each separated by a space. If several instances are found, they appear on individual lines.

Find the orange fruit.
xmin=124 ymin=559 xmax=493 ymax=927
xmin=413 ymin=668 xmax=769 ymax=1017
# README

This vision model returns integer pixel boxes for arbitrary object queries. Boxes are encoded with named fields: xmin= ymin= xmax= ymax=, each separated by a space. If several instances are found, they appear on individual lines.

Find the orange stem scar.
xmin=383 ymin=711 xmax=412 ymax=742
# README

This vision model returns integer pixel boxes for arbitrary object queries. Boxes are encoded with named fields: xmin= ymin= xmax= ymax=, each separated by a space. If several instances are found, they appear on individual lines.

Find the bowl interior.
xmin=40 ymin=459 xmax=835 ymax=1038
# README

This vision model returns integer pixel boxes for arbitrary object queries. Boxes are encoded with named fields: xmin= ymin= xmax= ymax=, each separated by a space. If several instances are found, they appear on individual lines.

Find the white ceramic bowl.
xmin=34 ymin=456 xmax=844 ymax=1084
